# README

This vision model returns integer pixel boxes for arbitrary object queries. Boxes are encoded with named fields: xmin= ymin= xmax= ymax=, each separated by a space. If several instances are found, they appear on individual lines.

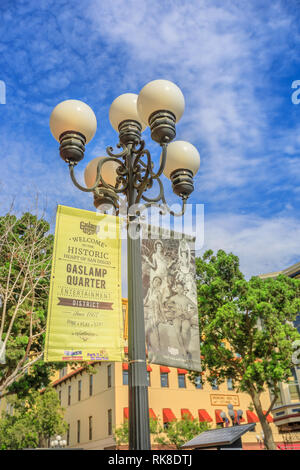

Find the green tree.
xmin=114 ymin=417 xmax=161 ymax=447
xmin=0 ymin=387 xmax=68 ymax=449
xmin=0 ymin=211 xmax=55 ymax=397
xmin=0 ymin=210 xmax=96 ymax=398
xmin=114 ymin=416 xmax=130 ymax=446
xmin=194 ymin=249 xmax=300 ymax=450
xmin=114 ymin=415 xmax=210 ymax=449
xmin=154 ymin=416 xmax=210 ymax=449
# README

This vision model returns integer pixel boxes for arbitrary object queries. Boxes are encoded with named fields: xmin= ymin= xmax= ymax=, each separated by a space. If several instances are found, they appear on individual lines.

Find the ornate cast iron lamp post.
xmin=50 ymin=435 xmax=67 ymax=448
xmin=49 ymin=79 xmax=200 ymax=450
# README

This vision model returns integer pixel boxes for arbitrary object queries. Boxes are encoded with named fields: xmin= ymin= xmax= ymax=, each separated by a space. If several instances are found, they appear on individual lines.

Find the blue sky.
xmin=0 ymin=0 xmax=300 ymax=280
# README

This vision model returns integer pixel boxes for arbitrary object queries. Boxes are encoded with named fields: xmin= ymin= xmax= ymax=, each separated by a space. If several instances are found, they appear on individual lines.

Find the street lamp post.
xmin=220 ymin=411 xmax=230 ymax=427
xmin=50 ymin=435 xmax=67 ymax=449
xmin=49 ymin=79 xmax=200 ymax=450
xmin=220 ymin=406 xmax=244 ymax=427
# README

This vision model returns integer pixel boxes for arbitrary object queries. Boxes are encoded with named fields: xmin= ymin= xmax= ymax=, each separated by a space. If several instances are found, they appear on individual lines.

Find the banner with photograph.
xmin=141 ymin=227 xmax=201 ymax=371
xmin=45 ymin=205 xmax=124 ymax=362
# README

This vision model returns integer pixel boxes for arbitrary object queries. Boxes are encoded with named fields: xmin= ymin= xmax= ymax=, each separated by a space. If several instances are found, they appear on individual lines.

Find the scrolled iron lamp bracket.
xmin=67 ymin=127 xmax=190 ymax=218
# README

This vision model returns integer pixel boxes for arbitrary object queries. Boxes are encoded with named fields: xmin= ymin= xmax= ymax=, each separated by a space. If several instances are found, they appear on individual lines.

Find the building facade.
xmin=259 ymin=262 xmax=300 ymax=447
xmin=52 ymin=354 xmax=285 ymax=450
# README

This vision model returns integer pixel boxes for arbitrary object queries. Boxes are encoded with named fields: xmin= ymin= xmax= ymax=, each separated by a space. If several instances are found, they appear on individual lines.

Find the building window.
xmin=160 ymin=373 xmax=169 ymax=388
xmin=123 ymin=370 xmax=128 ymax=385
xmin=89 ymin=416 xmax=93 ymax=440
xmin=67 ymin=424 xmax=70 ymax=446
xmin=108 ymin=409 xmax=112 ymax=436
xmin=227 ymin=378 xmax=233 ymax=391
xmin=289 ymin=368 xmax=300 ymax=402
xmin=78 ymin=380 xmax=82 ymax=401
xmin=107 ymin=364 xmax=112 ymax=388
xmin=59 ymin=367 xmax=67 ymax=379
xmin=89 ymin=375 xmax=93 ymax=396
xmin=195 ymin=376 xmax=203 ymax=389
xmin=58 ymin=390 xmax=62 ymax=404
xmin=211 ymin=379 xmax=219 ymax=390
xmin=147 ymin=371 xmax=151 ymax=387
xmin=68 ymin=385 xmax=71 ymax=405
xmin=178 ymin=374 xmax=186 ymax=388
xmin=77 ymin=420 xmax=80 ymax=443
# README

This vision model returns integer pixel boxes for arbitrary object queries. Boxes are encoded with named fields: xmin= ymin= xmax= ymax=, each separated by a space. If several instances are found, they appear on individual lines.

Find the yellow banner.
xmin=45 ymin=205 xmax=124 ymax=362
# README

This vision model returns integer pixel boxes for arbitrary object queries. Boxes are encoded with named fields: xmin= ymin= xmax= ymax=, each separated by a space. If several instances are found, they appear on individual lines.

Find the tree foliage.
xmin=0 ymin=387 xmax=68 ymax=449
xmin=0 ymin=211 xmax=55 ymax=396
xmin=114 ymin=417 xmax=161 ymax=446
xmin=0 ymin=210 xmax=96 ymax=398
xmin=114 ymin=416 xmax=210 ymax=449
xmin=154 ymin=416 xmax=210 ymax=449
xmin=194 ymin=249 xmax=300 ymax=450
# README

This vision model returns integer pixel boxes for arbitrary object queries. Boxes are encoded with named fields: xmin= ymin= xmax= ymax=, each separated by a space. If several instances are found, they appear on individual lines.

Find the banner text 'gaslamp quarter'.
xmin=49 ymin=79 xmax=201 ymax=450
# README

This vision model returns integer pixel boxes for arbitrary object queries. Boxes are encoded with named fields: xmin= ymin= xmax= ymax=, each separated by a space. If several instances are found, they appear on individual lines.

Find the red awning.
xmin=181 ymin=409 xmax=194 ymax=420
xmin=123 ymin=363 xmax=151 ymax=371
xmin=215 ymin=409 xmax=224 ymax=424
xmin=198 ymin=409 xmax=213 ymax=422
xmin=177 ymin=368 xmax=188 ymax=374
xmin=160 ymin=366 xmax=171 ymax=373
xmin=263 ymin=411 xmax=273 ymax=423
xmin=149 ymin=408 xmax=157 ymax=419
xmin=246 ymin=410 xmax=259 ymax=423
xmin=125 ymin=407 xmax=157 ymax=420
xmin=163 ymin=408 xmax=176 ymax=423
xmin=234 ymin=410 xmax=245 ymax=423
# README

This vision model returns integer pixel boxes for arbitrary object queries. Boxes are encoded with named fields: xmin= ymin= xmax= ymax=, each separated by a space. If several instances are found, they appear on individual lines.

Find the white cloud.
xmin=86 ymin=0 xmax=299 ymax=197
xmin=1 ymin=0 xmax=299 ymax=285
xmin=201 ymin=212 xmax=300 ymax=278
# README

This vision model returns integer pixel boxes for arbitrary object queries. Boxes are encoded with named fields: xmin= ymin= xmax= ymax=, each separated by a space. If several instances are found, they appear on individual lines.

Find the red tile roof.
xmin=52 ymin=367 xmax=84 ymax=387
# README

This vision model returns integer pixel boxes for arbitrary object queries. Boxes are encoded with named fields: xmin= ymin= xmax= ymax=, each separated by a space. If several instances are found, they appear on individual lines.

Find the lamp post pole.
xmin=126 ymin=137 xmax=151 ymax=449
xmin=127 ymin=217 xmax=150 ymax=449
xmin=49 ymin=79 xmax=200 ymax=450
